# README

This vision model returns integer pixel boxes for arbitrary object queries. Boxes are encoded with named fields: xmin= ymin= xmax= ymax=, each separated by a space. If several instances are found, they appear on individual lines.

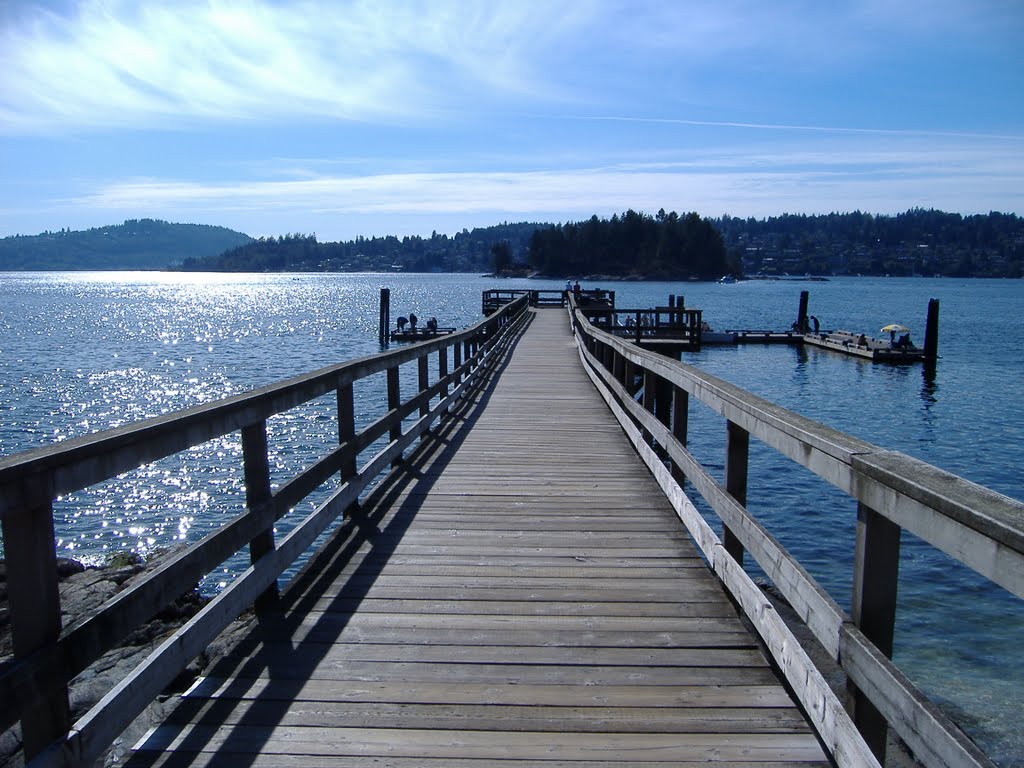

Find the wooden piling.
xmin=796 ymin=290 xmax=809 ymax=333
xmin=924 ymin=298 xmax=939 ymax=365
xmin=378 ymin=287 xmax=391 ymax=346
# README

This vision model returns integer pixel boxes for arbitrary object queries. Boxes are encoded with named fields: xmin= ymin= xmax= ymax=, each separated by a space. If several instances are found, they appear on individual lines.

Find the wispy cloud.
xmin=0 ymin=0 xmax=580 ymax=133
xmin=8 ymin=1 xmax=1015 ymax=136
xmin=68 ymin=136 xmax=1024 ymax=224
xmin=562 ymin=115 xmax=1024 ymax=142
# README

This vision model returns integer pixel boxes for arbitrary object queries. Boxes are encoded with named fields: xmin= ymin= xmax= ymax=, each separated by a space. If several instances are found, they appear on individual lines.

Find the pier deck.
xmin=127 ymin=309 xmax=827 ymax=767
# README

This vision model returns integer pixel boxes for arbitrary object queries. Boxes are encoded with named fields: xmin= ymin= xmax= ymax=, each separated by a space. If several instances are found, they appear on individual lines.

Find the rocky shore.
xmin=0 ymin=551 xmax=252 ymax=768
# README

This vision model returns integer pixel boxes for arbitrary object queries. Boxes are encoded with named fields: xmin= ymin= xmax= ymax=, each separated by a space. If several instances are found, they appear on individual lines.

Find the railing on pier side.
xmin=568 ymin=295 xmax=1021 ymax=768
xmin=582 ymin=305 xmax=702 ymax=348
xmin=481 ymin=288 xmax=615 ymax=315
xmin=0 ymin=295 xmax=531 ymax=767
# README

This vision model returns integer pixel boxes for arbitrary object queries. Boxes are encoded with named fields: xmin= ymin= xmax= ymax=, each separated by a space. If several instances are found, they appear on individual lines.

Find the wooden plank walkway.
xmin=127 ymin=309 xmax=828 ymax=767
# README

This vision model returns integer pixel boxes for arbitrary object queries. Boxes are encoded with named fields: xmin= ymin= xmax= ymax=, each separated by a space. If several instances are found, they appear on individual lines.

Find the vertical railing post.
xmin=642 ymin=369 xmax=656 ymax=447
xmin=387 ymin=364 xmax=402 ymax=467
xmin=438 ymin=344 xmax=449 ymax=398
xmin=654 ymin=374 xmax=672 ymax=459
xmin=453 ymin=340 xmax=463 ymax=387
xmin=849 ymin=501 xmax=901 ymax=762
xmin=671 ymin=386 xmax=689 ymax=485
xmin=418 ymin=353 xmax=430 ymax=420
xmin=242 ymin=420 xmax=278 ymax=610
xmin=724 ymin=420 xmax=749 ymax=565
xmin=2 ymin=487 xmax=70 ymax=759
xmin=337 ymin=380 xmax=356 ymax=481
xmin=624 ymin=359 xmax=637 ymax=396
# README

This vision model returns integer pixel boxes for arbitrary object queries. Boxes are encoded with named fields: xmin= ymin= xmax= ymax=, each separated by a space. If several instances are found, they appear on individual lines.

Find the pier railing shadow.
xmin=568 ymin=295 xmax=1022 ymax=768
xmin=0 ymin=295 xmax=531 ymax=767
xmin=134 ymin=308 xmax=533 ymax=768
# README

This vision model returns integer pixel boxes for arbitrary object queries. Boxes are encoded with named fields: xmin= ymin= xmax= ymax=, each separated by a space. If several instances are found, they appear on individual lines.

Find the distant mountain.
xmin=0 ymin=219 xmax=253 ymax=271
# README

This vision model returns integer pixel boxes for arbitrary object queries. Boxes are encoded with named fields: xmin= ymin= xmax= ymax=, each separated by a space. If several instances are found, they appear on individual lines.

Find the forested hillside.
xmin=0 ymin=219 xmax=252 ymax=270
xmin=529 ymin=210 xmax=731 ymax=279
xmin=179 ymin=223 xmax=541 ymax=273
xmin=5 ymin=209 xmax=1020 ymax=277
xmin=716 ymin=208 xmax=1023 ymax=277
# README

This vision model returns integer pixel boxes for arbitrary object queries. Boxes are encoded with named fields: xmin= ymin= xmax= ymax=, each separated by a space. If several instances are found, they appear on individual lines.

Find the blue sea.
xmin=1 ymin=271 xmax=1021 ymax=765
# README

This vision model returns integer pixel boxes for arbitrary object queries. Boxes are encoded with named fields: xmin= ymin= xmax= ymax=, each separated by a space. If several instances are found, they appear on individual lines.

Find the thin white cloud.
xmin=68 ymin=136 xmax=1024 ymax=224
xmin=0 ymin=0 xmax=580 ymax=134
xmin=6 ymin=1 xmax=1016 ymax=136
xmin=564 ymin=115 xmax=1024 ymax=142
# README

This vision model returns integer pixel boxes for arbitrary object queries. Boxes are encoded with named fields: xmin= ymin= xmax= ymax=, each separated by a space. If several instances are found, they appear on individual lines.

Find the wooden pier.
xmin=126 ymin=309 xmax=826 ymax=766
xmin=0 ymin=293 xmax=1017 ymax=768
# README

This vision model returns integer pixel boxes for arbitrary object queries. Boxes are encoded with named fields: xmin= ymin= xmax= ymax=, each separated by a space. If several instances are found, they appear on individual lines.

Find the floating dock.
xmin=389 ymin=326 xmax=456 ymax=342
xmin=802 ymin=330 xmax=926 ymax=362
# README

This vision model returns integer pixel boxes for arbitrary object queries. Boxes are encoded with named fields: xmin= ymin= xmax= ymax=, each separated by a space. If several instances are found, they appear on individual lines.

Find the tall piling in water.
xmin=378 ymin=287 xmax=391 ymax=346
xmin=796 ymin=290 xmax=809 ymax=333
xmin=924 ymin=298 xmax=940 ymax=367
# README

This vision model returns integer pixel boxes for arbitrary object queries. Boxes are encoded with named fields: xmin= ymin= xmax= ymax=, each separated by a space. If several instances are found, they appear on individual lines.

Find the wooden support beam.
xmin=850 ymin=501 xmax=902 ymax=761
xmin=387 ymin=366 xmax=402 ymax=466
xmin=671 ymin=386 xmax=689 ymax=485
xmin=417 ymin=355 xmax=430 ymax=420
xmin=642 ymin=370 xmax=656 ymax=447
xmin=337 ymin=383 xmax=356 ymax=479
xmin=724 ymin=420 xmax=749 ymax=566
xmin=1 ymin=492 xmax=70 ymax=759
xmin=242 ymin=421 xmax=278 ymax=610
xmin=438 ymin=346 xmax=449 ymax=397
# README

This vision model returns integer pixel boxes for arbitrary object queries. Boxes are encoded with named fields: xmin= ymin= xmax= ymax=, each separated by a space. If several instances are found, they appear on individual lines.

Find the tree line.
xmin=527 ymin=209 xmax=731 ymax=279
xmin=5 ymin=208 xmax=1020 ymax=277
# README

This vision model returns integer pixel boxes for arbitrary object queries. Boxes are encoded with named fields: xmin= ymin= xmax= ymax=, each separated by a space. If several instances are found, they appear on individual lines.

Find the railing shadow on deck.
xmin=130 ymin=310 xmax=535 ymax=768
xmin=567 ymin=294 xmax=1022 ymax=768
xmin=0 ymin=296 xmax=532 ymax=767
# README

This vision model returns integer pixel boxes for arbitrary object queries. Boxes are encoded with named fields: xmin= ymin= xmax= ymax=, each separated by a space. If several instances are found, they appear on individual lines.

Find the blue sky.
xmin=2 ymin=0 xmax=1023 ymax=242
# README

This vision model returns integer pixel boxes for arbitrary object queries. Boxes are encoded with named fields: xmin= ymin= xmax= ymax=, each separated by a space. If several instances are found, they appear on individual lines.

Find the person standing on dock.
xmin=409 ymin=313 xmax=418 ymax=333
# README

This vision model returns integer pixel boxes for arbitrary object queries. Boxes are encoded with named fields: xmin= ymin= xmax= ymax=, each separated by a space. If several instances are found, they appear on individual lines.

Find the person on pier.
xmin=409 ymin=313 xmax=418 ymax=333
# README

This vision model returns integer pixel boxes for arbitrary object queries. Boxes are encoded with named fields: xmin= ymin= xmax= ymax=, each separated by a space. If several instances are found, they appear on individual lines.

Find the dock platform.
xmin=802 ymin=330 xmax=926 ymax=362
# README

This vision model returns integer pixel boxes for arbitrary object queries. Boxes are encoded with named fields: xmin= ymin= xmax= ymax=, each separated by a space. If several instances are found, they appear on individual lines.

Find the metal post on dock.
xmin=378 ymin=287 xmax=391 ymax=346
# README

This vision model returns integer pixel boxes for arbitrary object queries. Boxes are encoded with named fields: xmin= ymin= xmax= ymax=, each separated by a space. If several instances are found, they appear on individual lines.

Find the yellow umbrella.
xmin=880 ymin=323 xmax=910 ymax=333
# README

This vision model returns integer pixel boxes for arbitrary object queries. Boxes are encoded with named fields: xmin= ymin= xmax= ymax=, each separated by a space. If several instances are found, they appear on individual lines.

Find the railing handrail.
xmin=0 ymin=295 xmax=531 ymax=766
xmin=568 ymin=297 xmax=1017 ymax=768
xmin=0 ymin=301 xmax=521 ymax=513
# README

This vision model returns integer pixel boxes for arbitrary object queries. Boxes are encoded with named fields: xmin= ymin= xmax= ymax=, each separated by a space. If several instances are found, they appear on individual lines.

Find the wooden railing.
xmin=580 ymin=306 xmax=702 ymax=347
xmin=0 ymin=295 xmax=530 ymax=767
xmin=481 ymin=288 xmax=615 ymax=315
xmin=568 ymin=296 xmax=1021 ymax=768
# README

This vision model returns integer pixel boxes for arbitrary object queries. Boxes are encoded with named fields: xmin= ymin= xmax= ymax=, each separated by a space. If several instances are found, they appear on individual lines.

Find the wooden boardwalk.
xmin=127 ymin=309 xmax=827 ymax=767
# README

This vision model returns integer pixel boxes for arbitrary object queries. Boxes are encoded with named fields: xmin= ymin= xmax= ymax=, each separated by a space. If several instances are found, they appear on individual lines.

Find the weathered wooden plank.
xmin=163 ymin=698 xmax=807 ymax=731
xmin=188 ymin=660 xmax=779 ymax=686
xmin=209 ymin=643 xmax=768 ymax=670
xmin=185 ymin=678 xmax=801 ymax=709
xmin=136 ymin=725 xmax=827 ymax=762
xmin=129 ymin=755 xmax=829 ymax=768
xmin=300 ymin=597 xmax=736 ymax=617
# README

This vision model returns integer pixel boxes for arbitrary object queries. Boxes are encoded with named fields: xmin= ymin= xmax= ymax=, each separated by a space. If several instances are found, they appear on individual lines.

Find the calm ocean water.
xmin=1 ymin=271 xmax=1021 ymax=765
